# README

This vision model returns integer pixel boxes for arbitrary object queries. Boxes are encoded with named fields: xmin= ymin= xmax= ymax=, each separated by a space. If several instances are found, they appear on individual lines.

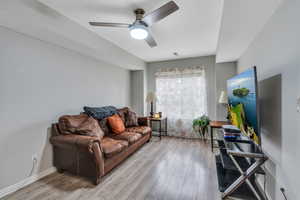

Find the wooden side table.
xmin=209 ymin=121 xmax=231 ymax=152
xmin=149 ymin=117 xmax=168 ymax=140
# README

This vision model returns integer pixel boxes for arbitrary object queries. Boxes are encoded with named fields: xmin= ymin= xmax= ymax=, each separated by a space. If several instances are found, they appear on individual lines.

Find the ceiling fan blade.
xmin=89 ymin=22 xmax=130 ymax=28
xmin=145 ymin=33 xmax=157 ymax=48
xmin=143 ymin=1 xmax=179 ymax=26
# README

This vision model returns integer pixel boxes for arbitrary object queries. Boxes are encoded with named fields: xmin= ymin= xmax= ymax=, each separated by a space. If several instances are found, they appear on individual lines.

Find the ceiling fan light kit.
xmin=89 ymin=1 xmax=179 ymax=47
xmin=129 ymin=21 xmax=149 ymax=40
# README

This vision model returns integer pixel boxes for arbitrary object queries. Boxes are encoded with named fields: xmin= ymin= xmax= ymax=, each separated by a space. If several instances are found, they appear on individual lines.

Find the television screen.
xmin=227 ymin=67 xmax=260 ymax=144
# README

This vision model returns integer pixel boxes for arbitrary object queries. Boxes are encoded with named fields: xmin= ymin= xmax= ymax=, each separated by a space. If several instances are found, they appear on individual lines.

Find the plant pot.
xmin=194 ymin=125 xmax=208 ymax=139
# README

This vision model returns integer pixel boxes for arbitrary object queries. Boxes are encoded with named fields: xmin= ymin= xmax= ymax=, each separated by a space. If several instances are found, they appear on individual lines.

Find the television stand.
xmin=215 ymin=130 xmax=268 ymax=200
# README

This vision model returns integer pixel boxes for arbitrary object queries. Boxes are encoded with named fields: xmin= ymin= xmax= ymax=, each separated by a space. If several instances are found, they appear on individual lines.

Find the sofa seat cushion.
xmin=109 ymin=132 xmax=142 ymax=144
xmin=100 ymin=137 xmax=128 ymax=158
xmin=125 ymin=126 xmax=151 ymax=135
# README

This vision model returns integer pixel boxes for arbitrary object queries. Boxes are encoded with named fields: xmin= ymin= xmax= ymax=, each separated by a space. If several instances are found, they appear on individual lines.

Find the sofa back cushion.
xmin=58 ymin=113 xmax=104 ymax=139
xmin=117 ymin=107 xmax=139 ymax=127
xmin=107 ymin=114 xmax=125 ymax=134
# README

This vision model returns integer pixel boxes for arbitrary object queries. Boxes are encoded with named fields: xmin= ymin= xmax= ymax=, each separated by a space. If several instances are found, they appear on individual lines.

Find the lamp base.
xmin=150 ymin=112 xmax=154 ymax=117
xmin=150 ymin=102 xmax=154 ymax=117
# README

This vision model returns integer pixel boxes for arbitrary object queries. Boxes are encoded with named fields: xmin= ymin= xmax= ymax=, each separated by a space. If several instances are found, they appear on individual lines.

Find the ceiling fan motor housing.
xmin=134 ymin=8 xmax=145 ymax=20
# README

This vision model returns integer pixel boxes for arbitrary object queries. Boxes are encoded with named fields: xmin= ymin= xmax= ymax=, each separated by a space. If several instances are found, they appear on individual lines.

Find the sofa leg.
xmin=57 ymin=168 xmax=64 ymax=173
xmin=147 ymin=133 xmax=152 ymax=143
xmin=94 ymin=177 xmax=101 ymax=185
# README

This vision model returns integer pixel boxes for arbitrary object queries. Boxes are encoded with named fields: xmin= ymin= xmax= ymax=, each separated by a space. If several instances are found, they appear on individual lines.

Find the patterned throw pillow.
xmin=117 ymin=107 xmax=129 ymax=123
xmin=125 ymin=110 xmax=139 ymax=127
xmin=107 ymin=114 xmax=126 ymax=134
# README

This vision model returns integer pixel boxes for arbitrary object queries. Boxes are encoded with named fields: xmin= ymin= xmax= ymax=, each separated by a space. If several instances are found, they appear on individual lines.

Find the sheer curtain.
xmin=155 ymin=66 xmax=208 ymax=138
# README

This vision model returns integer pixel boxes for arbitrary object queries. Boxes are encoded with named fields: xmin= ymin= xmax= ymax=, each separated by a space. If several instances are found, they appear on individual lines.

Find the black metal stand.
xmin=216 ymin=130 xmax=268 ymax=200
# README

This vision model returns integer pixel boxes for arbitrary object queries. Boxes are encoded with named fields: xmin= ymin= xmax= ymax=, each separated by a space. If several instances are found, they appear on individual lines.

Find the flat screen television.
xmin=227 ymin=66 xmax=260 ymax=145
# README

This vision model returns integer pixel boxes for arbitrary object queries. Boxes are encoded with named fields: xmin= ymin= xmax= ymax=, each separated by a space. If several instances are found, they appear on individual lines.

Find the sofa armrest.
xmin=138 ymin=117 xmax=149 ymax=126
xmin=50 ymin=134 xmax=105 ymax=183
xmin=50 ymin=134 xmax=101 ymax=154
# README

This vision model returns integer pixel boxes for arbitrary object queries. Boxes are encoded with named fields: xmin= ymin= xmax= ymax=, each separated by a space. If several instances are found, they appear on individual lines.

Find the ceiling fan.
xmin=89 ymin=1 xmax=179 ymax=48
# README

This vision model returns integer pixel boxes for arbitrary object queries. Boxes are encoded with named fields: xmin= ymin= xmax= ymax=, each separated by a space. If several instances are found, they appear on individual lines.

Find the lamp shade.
xmin=146 ymin=92 xmax=157 ymax=103
xmin=218 ymin=91 xmax=228 ymax=104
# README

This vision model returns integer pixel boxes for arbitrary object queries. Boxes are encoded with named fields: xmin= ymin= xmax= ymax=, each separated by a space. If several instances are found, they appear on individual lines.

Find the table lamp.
xmin=219 ymin=90 xmax=230 ymax=120
xmin=146 ymin=92 xmax=157 ymax=117
xmin=219 ymin=91 xmax=228 ymax=104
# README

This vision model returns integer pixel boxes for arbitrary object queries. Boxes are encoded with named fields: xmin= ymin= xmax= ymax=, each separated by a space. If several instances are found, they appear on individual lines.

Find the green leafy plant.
xmin=193 ymin=115 xmax=210 ymax=138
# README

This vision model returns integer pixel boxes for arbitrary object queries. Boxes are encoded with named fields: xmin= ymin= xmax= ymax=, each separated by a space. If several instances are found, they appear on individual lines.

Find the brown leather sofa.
xmin=50 ymin=108 xmax=151 ymax=185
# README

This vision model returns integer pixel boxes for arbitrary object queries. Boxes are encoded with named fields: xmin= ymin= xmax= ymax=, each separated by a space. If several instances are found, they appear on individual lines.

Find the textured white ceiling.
xmin=1 ymin=0 xmax=283 ymax=65
xmin=0 ymin=0 xmax=145 ymax=70
xmin=39 ymin=0 xmax=224 ymax=62
xmin=216 ymin=0 xmax=283 ymax=63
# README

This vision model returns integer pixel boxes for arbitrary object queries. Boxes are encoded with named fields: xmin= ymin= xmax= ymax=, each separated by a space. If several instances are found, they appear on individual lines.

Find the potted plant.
xmin=193 ymin=115 xmax=210 ymax=139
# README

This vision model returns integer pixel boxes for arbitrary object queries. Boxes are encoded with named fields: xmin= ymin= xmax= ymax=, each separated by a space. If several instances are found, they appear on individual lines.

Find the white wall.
xmin=0 ymin=27 xmax=131 ymax=190
xmin=238 ymin=0 xmax=300 ymax=199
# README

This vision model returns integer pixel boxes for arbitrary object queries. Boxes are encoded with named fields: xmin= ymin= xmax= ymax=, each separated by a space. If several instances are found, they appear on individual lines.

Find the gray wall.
xmin=215 ymin=62 xmax=237 ymax=121
xmin=146 ymin=56 xmax=236 ymax=121
xmin=130 ymin=70 xmax=144 ymax=116
xmin=238 ymin=0 xmax=300 ymax=199
xmin=0 ymin=27 xmax=131 ymax=190
xmin=258 ymin=75 xmax=282 ymax=200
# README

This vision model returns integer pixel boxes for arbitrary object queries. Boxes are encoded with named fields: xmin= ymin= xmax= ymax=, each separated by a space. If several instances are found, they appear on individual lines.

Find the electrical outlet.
xmin=297 ymin=97 xmax=300 ymax=113
xmin=32 ymin=154 xmax=38 ymax=162
xmin=29 ymin=154 xmax=38 ymax=177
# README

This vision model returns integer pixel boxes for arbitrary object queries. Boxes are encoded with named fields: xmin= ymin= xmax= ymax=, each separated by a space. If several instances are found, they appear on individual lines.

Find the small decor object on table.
xmin=158 ymin=112 xmax=162 ymax=118
xmin=192 ymin=115 xmax=210 ymax=139
xmin=222 ymin=125 xmax=241 ymax=141
xmin=153 ymin=113 xmax=160 ymax=119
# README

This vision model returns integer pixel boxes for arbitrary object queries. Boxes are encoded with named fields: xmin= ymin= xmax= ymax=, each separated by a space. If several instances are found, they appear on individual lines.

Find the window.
xmin=155 ymin=67 xmax=207 ymax=138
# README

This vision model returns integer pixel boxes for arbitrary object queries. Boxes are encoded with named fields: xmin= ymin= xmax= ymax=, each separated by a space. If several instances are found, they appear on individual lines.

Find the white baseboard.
xmin=0 ymin=167 xmax=56 ymax=199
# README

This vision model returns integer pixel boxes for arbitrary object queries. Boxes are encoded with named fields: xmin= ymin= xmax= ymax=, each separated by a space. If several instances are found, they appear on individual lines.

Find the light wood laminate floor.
xmin=2 ymin=137 xmax=221 ymax=200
